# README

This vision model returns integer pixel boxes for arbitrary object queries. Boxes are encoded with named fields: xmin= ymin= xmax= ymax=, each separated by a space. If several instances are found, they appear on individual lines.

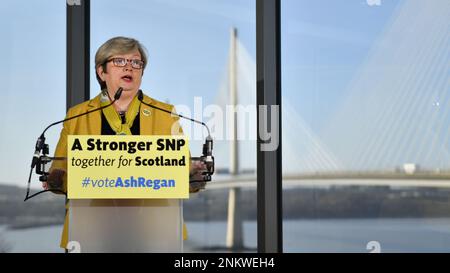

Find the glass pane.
xmin=282 ymin=0 xmax=450 ymax=252
xmin=91 ymin=0 xmax=256 ymax=252
xmin=0 ymin=1 xmax=66 ymax=252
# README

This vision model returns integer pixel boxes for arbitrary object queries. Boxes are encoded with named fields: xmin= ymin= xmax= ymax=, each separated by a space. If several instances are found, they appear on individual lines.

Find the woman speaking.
xmin=44 ymin=36 xmax=206 ymax=251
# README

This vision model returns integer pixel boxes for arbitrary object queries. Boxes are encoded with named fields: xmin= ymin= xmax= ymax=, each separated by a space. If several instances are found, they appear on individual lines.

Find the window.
xmin=282 ymin=0 xmax=450 ymax=252
xmin=0 ymin=0 xmax=66 ymax=253
xmin=91 ymin=0 xmax=257 ymax=252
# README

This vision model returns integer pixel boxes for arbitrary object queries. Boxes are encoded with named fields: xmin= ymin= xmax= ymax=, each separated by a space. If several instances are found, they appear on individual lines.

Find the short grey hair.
xmin=95 ymin=36 xmax=148 ymax=90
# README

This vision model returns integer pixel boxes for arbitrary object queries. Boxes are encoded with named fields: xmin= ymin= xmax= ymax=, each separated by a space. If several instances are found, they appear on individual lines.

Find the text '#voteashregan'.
xmin=80 ymin=176 xmax=175 ymax=190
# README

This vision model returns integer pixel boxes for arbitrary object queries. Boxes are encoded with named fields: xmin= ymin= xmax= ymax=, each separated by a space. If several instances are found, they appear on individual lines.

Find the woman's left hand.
xmin=189 ymin=160 xmax=207 ymax=192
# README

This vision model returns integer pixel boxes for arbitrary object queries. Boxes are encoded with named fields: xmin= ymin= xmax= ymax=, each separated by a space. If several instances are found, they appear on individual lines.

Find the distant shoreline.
xmin=3 ymin=184 xmax=450 ymax=230
xmin=7 ymin=221 xmax=63 ymax=231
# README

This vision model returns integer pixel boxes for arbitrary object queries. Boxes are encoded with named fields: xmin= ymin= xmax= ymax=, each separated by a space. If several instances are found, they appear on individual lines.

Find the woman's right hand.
xmin=45 ymin=169 xmax=66 ymax=190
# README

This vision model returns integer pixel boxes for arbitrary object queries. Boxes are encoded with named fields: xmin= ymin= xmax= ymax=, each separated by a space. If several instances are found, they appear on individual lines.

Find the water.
xmin=187 ymin=218 xmax=450 ymax=253
xmin=0 ymin=225 xmax=64 ymax=253
xmin=2 ymin=218 xmax=450 ymax=253
xmin=281 ymin=218 xmax=450 ymax=253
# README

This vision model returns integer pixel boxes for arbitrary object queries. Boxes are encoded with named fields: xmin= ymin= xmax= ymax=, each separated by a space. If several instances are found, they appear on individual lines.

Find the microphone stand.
xmin=137 ymin=90 xmax=215 ymax=182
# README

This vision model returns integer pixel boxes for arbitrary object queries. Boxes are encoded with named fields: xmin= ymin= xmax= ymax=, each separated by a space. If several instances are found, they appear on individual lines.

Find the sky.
xmin=0 ymin=0 xmax=418 ymax=187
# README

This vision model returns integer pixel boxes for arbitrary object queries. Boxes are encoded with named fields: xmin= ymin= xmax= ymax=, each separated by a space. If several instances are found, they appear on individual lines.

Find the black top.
xmin=101 ymin=111 xmax=140 ymax=135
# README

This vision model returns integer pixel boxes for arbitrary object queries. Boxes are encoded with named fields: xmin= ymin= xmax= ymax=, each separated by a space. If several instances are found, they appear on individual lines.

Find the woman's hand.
xmin=43 ymin=169 xmax=66 ymax=190
xmin=189 ymin=160 xmax=207 ymax=192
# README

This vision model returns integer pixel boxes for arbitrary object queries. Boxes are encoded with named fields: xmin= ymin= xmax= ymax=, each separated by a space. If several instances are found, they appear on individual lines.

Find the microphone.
xmin=25 ymin=87 xmax=123 ymax=201
xmin=137 ymin=90 xmax=214 ymax=182
xmin=31 ymin=87 xmax=123 ymax=169
xmin=137 ymin=90 xmax=211 ymax=136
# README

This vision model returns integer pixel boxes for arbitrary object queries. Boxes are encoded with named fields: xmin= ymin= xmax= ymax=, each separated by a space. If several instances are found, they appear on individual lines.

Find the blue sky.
xmin=0 ymin=0 xmax=404 ymax=187
xmin=282 ymin=0 xmax=403 ymax=132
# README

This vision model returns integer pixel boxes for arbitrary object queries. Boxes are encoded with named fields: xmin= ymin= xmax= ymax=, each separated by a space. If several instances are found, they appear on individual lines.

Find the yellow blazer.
xmin=49 ymin=92 xmax=188 ymax=249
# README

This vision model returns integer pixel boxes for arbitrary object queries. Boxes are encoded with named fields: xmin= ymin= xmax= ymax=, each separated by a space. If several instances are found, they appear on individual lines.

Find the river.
xmin=1 ymin=218 xmax=450 ymax=253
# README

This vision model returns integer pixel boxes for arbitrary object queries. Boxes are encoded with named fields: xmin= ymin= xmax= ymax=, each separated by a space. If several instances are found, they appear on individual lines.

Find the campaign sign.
xmin=67 ymin=135 xmax=189 ymax=199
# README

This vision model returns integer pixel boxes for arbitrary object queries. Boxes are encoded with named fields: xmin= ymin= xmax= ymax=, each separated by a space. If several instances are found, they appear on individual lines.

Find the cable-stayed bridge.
xmin=180 ymin=0 xmax=450 ymax=250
